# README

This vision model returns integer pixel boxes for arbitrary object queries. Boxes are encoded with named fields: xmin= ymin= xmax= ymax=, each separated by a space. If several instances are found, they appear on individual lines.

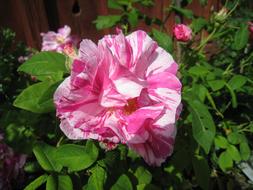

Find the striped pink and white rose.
xmin=54 ymin=30 xmax=182 ymax=166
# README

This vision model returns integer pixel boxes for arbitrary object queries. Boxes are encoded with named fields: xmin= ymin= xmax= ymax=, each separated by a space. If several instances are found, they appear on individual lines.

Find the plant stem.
xmin=196 ymin=28 xmax=217 ymax=52
xmin=56 ymin=136 xmax=64 ymax=147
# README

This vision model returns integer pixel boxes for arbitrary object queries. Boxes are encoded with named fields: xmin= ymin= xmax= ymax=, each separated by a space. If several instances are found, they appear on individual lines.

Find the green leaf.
xmin=171 ymin=6 xmax=193 ymax=19
xmin=228 ymin=75 xmax=247 ymax=90
xmin=33 ymin=142 xmax=62 ymax=172
xmin=218 ymin=151 xmax=233 ymax=171
xmin=134 ymin=166 xmax=152 ymax=185
xmin=54 ymin=141 xmax=98 ymax=172
xmin=232 ymin=24 xmax=249 ymax=50
xmin=137 ymin=184 xmax=160 ymax=190
xmin=207 ymin=80 xmax=225 ymax=91
xmin=46 ymin=175 xmax=73 ymax=190
xmin=24 ymin=162 xmax=42 ymax=173
xmin=240 ymin=141 xmax=250 ymax=161
xmin=94 ymin=15 xmax=122 ymax=30
xmin=192 ymin=155 xmax=210 ymax=190
xmin=111 ymin=174 xmax=133 ymax=190
xmin=192 ymin=84 xmax=208 ymax=102
xmin=227 ymin=132 xmax=243 ymax=145
xmin=46 ymin=175 xmax=57 ymax=190
xmin=214 ymin=136 xmax=229 ymax=149
xmin=114 ymin=0 xmax=129 ymax=6
xmin=186 ymin=99 xmax=216 ymax=154
xmin=191 ymin=17 xmax=207 ymax=33
xmin=86 ymin=165 xmax=107 ymax=190
xmin=128 ymin=9 xmax=139 ymax=28
xmin=108 ymin=0 xmax=123 ymax=10
xmin=18 ymin=52 xmax=66 ymax=82
xmin=138 ymin=0 xmax=154 ymax=6
xmin=24 ymin=174 xmax=48 ymax=190
xmin=13 ymin=81 xmax=58 ymax=113
xmin=58 ymin=175 xmax=73 ymax=190
xmin=227 ymin=144 xmax=241 ymax=162
xmin=152 ymin=29 xmax=173 ymax=53
xmin=188 ymin=65 xmax=209 ymax=76
xmin=199 ymin=0 xmax=207 ymax=6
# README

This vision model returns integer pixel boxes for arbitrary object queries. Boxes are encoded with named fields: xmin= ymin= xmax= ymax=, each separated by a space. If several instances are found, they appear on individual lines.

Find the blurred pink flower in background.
xmin=54 ymin=30 xmax=182 ymax=166
xmin=0 ymin=134 xmax=26 ymax=189
xmin=249 ymin=22 xmax=253 ymax=32
xmin=41 ymin=25 xmax=79 ymax=52
xmin=173 ymin=24 xmax=192 ymax=42
xmin=248 ymin=22 xmax=253 ymax=38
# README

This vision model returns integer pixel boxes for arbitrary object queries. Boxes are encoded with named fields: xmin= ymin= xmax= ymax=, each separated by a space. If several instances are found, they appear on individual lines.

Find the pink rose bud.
xmin=173 ymin=24 xmax=192 ymax=42
xmin=248 ymin=22 xmax=253 ymax=40
xmin=248 ymin=22 xmax=253 ymax=33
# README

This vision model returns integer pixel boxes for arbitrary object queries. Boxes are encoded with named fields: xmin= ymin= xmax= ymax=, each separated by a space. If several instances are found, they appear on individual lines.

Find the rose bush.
xmin=54 ymin=30 xmax=181 ymax=166
xmin=1 ymin=0 xmax=253 ymax=189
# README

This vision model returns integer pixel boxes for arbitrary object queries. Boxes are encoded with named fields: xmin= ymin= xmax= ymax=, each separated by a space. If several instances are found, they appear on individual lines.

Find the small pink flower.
xmin=248 ymin=22 xmax=253 ymax=40
xmin=248 ymin=22 xmax=253 ymax=33
xmin=54 ymin=30 xmax=182 ymax=166
xmin=41 ymin=25 xmax=79 ymax=53
xmin=173 ymin=24 xmax=192 ymax=42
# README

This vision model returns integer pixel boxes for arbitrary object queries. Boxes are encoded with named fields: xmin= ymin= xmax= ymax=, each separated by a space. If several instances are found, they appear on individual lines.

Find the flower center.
xmin=124 ymin=98 xmax=138 ymax=115
xmin=56 ymin=36 xmax=65 ymax=43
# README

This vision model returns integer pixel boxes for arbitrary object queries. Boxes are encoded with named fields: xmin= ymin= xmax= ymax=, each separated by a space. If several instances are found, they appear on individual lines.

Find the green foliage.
xmin=24 ymin=174 xmax=48 ymax=190
xmin=14 ymin=81 xmax=59 ymax=113
xmin=186 ymin=97 xmax=216 ymax=154
xmin=54 ymin=142 xmax=98 ymax=172
xmin=232 ymin=24 xmax=249 ymax=50
xmin=191 ymin=17 xmax=208 ymax=33
xmin=134 ymin=166 xmax=152 ymax=185
xmin=192 ymin=155 xmax=210 ymax=190
xmin=93 ymin=15 xmax=122 ymax=30
xmin=111 ymin=174 xmax=133 ymax=190
xmin=46 ymin=174 xmax=73 ymax=190
xmin=152 ymin=29 xmax=173 ymax=53
xmin=170 ymin=6 xmax=194 ymax=19
xmin=85 ymin=165 xmax=107 ymax=190
xmin=33 ymin=142 xmax=62 ymax=172
xmin=18 ymin=51 xmax=67 ymax=81
xmin=218 ymin=151 xmax=233 ymax=171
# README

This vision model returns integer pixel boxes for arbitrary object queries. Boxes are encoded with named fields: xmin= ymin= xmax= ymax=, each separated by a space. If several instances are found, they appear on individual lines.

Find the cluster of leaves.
xmin=2 ymin=0 xmax=253 ymax=189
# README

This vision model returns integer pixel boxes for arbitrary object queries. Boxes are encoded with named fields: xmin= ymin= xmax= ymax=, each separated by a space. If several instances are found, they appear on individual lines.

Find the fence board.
xmin=1 ymin=0 xmax=222 ymax=49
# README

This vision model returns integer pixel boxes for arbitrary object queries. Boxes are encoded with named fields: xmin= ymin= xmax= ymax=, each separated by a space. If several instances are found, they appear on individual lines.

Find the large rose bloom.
xmin=54 ymin=30 xmax=182 ymax=166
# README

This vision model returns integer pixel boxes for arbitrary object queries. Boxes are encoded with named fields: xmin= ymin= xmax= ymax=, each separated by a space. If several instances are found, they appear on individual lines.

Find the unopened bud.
xmin=213 ymin=7 xmax=228 ymax=24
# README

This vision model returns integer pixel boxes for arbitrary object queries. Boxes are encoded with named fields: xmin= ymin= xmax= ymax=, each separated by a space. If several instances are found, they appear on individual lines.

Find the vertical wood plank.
xmin=21 ymin=0 xmax=49 ymax=48
xmin=56 ymin=0 xmax=108 ymax=42
xmin=0 ymin=0 xmax=223 ymax=47
xmin=0 ymin=0 xmax=49 ymax=49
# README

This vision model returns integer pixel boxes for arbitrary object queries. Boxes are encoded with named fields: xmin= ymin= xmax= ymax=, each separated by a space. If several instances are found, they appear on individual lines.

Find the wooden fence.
xmin=0 ymin=0 xmax=221 ymax=49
